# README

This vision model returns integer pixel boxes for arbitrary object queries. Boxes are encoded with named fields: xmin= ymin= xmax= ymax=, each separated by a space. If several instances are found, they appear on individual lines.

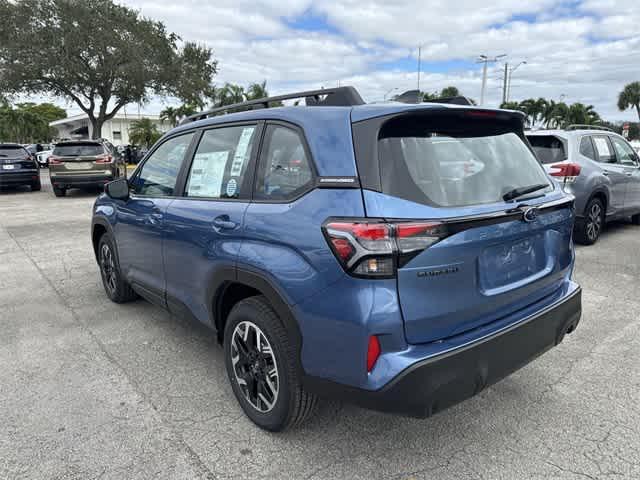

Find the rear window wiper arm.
xmin=502 ymin=183 xmax=549 ymax=202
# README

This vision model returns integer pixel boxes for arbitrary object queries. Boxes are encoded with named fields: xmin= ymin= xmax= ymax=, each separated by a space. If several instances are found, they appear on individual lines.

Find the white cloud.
xmin=50 ymin=1 xmax=640 ymax=122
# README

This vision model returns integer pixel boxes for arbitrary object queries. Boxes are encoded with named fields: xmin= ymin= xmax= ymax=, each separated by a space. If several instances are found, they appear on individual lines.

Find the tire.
xmin=632 ymin=214 xmax=640 ymax=225
xmin=97 ymin=233 xmax=138 ymax=303
xmin=53 ymin=187 xmax=66 ymax=197
xmin=224 ymin=296 xmax=317 ymax=431
xmin=31 ymin=182 xmax=41 ymax=191
xmin=575 ymin=197 xmax=604 ymax=245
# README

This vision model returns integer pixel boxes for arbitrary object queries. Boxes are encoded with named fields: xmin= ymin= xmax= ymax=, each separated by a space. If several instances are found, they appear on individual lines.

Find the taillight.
xmin=94 ymin=154 xmax=113 ymax=164
xmin=366 ymin=335 xmax=381 ymax=373
xmin=323 ymin=219 xmax=446 ymax=278
xmin=550 ymin=162 xmax=581 ymax=183
xmin=48 ymin=156 xmax=63 ymax=165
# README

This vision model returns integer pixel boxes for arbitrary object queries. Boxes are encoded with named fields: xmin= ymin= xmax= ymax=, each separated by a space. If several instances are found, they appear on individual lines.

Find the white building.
xmin=49 ymin=112 xmax=169 ymax=145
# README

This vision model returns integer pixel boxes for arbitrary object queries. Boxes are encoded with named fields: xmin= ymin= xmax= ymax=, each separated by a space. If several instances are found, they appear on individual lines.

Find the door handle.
xmin=213 ymin=215 xmax=237 ymax=230
xmin=148 ymin=212 xmax=163 ymax=225
xmin=602 ymin=170 xmax=609 ymax=176
xmin=626 ymin=172 xmax=633 ymax=176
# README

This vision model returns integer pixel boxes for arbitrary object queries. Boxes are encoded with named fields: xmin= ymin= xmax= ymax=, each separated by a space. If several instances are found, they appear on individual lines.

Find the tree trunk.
xmin=90 ymin=116 xmax=103 ymax=139
xmin=636 ymin=104 xmax=640 ymax=122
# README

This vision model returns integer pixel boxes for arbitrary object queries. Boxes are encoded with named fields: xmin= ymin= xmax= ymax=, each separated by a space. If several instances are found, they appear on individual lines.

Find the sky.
xmin=59 ymin=0 xmax=640 ymax=121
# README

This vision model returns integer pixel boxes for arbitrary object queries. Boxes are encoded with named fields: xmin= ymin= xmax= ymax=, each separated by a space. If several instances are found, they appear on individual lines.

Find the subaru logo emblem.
xmin=523 ymin=207 xmax=539 ymax=223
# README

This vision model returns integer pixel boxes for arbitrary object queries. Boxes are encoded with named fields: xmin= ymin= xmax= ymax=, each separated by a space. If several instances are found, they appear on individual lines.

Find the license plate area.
xmin=65 ymin=162 xmax=92 ymax=170
xmin=479 ymin=233 xmax=550 ymax=293
xmin=2 ymin=164 xmax=16 ymax=170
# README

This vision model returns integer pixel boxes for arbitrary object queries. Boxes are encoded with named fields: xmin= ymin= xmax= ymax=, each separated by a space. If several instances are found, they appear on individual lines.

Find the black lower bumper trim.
xmin=0 ymin=171 xmax=39 ymax=186
xmin=51 ymin=175 xmax=112 ymax=188
xmin=304 ymin=287 xmax=582 ymax=418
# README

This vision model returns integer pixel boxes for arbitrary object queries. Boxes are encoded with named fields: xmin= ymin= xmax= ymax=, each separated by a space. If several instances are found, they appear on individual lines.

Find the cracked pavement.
xmin=1 ymin=172 xmax=639 ymax=479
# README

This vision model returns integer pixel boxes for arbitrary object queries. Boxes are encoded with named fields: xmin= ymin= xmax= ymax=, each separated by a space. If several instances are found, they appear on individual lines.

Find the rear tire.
xmin=224 ymin=296 xmax=317 ymax=431
xmin=98 ymin=233 xmax=138 ymax=303
xmin=53 ymin=187 xmax=66 ymax=197
xmin=632 ymin=214 xmax=640 ymax=225
xmin=31 ymin=182 xmax=41 ymax=191
xmin=575 ymin=198 xmax=604 ymax=245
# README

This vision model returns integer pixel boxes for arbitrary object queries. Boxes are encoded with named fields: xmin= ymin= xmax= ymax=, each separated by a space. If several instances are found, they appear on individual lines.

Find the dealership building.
xmin=49 ymin=112 xmax=168 ymax=145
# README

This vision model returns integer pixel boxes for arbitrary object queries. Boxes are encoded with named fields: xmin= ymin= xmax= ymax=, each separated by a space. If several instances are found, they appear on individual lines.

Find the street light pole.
xmin=417 ymin=45 xmax=422 ymax=93
xmin=506 ymin=61 xmax=526 ymax=103
xmin=502 ymin=63 xmax=509 ymax=105
xmin=477 ymin=54 xmax=506 ymax=106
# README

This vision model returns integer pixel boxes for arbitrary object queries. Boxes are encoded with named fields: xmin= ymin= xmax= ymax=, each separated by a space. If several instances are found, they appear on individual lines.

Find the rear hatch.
xmin=351 ymin=108 xmax=574 ymax=344
xmin=0 ymin=145 xmax=37 ymax=171
xmin=50 ymin=142 xmax=110 ymax=175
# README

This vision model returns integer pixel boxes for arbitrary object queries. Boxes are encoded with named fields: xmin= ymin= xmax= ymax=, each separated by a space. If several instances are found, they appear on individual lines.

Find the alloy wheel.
xmin=230 ymin=321 xmax=279 ymax=413
xmin=100 ymin=243 xmax=117 ymax=295
xmin=586 ymin=202 xmax=602 ymax=242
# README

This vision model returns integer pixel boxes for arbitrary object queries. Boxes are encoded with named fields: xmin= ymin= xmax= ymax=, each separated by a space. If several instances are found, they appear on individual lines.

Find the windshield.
xmin=0 ymin=146 xmax=28 ymax=158
xmin=53 ymin=143 xmax=104 ymax=156
xmin=379 ymin=130 xmax=552 ymax=207
xmin=527 ymin=135 xmax=567 ymax=164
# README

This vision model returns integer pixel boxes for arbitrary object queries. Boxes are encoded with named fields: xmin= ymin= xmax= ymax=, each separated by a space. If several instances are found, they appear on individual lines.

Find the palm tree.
xmin=566 ymin=103 xmax=600 ymax=126
xmin=246 ymin=81 xmax=268 ymax=100
xmin=129 ymin=118 xmax=162 ymax=148
xmin=159 ymin=106 xmax=180 ymax=127
xmin=440 ymin=86 xmax=460 ymax=98
xmin=618 ymin=81 xmax=640 ymax=121
xmin=215 ymin=83 xmax=247 ymax=107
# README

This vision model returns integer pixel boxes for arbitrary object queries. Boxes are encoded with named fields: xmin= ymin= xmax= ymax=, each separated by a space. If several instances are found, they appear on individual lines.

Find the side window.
xmin=592 ymin=135 xmax=615 ymax=164
xmin=254 ymin=125 xmax=314 ymax=200
xmin=185 ymin=125 xmax=257 ymax=199
xmin=579 ymin=136 xmax=596 ymax=160
xmin=131 ymin=133 xmax=194 ymax=196
xmin=610 ymin=136 xmax=638 ymax=166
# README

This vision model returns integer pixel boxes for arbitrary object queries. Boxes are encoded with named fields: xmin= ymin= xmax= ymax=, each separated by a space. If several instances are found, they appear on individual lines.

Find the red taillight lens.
xmin=366 ymin=335 xmax=381 ymax=373
xmin=323 ymin=220 xmax=445 ymax=278
xmin=48 ymin=156 xmax=63 ymax=165
xmin=550 ymin=162 xmax=581 ymax=181
xmin=94 ymin=154 xmax=113 ymax=164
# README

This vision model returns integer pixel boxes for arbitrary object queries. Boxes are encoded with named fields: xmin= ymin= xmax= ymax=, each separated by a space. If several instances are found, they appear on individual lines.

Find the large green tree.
xmin=0 ymin=0 xmax=217 ymax=139
xmin=128 ymin=118 xmax=161 ymax=148
xmin=618 ymin=81 xmax=640 ymax=121
xmin=0 ymin=102 xmax=66 ymax=142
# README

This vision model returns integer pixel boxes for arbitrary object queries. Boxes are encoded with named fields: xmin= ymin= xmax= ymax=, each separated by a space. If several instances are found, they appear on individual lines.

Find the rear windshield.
xmin=0 ymin=146 xmax=28 ymax=158
xmin=379 ymin=119 xmax=552 ymax=207
xmin=53 ymin=143 xmax=104 ymax=156
xmin=527 ymin=135 xmax=566 ymax=164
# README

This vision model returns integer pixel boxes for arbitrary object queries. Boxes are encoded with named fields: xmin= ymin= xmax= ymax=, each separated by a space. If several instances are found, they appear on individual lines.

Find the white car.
xmin=36 ymin=149 xmax=53 ymax=168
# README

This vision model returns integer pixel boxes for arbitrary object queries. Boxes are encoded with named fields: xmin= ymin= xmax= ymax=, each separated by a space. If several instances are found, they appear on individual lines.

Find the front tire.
xmin=31 ymin=181 xmax=41 ymax=191
xmin=98 ymin=234 xmax=138 ymax=303
xmin=224 ymin=296 xmax=317 ymax=431
xmin=632 ymin=213 xmax=640 ymax=225
xmin=53 ymin=187 xmax=66 ymax=197
xmin=575 ymin=198 xmax=604 ymax=245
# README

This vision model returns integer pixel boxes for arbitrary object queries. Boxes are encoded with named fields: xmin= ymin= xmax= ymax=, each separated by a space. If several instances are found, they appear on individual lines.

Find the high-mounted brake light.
xmin=323 ymin=220 xmax=446 ymax=278
xmin=550 ymin=162 xmax=581 ymax=183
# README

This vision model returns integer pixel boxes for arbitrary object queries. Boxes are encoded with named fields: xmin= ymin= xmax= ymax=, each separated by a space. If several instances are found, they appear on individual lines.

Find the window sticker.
xmin=187 ymin=151 xmax=229 ymax=197
xmin=593 ymin=137 xmax=611 ymax=157
xmin=226 ymin=178 xmax=238 ymax=197
xmin=230 ymin=127 xmax=255 ymax=176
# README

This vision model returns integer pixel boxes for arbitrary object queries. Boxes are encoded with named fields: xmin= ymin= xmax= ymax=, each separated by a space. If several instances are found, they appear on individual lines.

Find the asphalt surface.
xmin=1 ymin=171 xmax=639 ymax=480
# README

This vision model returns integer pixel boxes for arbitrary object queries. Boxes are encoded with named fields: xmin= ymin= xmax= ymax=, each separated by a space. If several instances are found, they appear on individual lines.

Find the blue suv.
xmin=91 ymin=87 xmax=582 ymax=431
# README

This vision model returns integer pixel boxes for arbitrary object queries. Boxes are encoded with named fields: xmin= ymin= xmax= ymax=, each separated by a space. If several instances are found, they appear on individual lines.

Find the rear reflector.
xmin=366 ymin=335 xmax=381 ymax=372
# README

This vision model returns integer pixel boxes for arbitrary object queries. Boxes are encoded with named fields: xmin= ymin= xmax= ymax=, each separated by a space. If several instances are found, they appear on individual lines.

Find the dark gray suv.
xmin=527 ymin=126 xmax=640 ymax=244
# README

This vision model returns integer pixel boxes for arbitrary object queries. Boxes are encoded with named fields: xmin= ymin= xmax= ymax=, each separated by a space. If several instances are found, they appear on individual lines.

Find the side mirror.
xmin=105 ymin=177 xmax=129 ymax=200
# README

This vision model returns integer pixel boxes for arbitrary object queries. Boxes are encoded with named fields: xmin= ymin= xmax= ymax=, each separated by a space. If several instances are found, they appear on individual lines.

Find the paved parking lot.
xmin=1 ymin=172 xmax=639 ymax=480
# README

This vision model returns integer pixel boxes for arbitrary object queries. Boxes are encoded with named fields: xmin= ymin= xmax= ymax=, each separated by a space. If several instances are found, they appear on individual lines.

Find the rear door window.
xmin=592 ymin=136 xmax=616 ymax=163
xmin=379 ymin=119 xmax=552 ymax=207
xmin=53 ymin=143 xmax=104 ymax=156
xmin=527 ymin=135 xmax=566 ymax=164
xmin=185 ymin=125 xmax=257 ymax=199
xmin=579 ymin=136 xmax=596 ymax=160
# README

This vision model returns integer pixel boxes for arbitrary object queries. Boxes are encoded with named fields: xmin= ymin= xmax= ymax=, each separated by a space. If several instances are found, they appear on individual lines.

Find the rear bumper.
xmin=0 ymin=170 xmax=40 ymax=186
xmin=304 ymin=285 xmax=582 ymax=417
xmin=51 ymin=174 xmax=112 ymax=188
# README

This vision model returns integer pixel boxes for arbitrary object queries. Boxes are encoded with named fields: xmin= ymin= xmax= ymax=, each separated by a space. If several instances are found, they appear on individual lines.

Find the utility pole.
xmin=477 ymin=54 xmax=506 ymax=106
xmin=506 ymin=61 xmax=527 ymax=103
xmin=417 ymin=45 xmax=422 ymax=93
xmin=502 ymin=63 xmax=509 ymax=105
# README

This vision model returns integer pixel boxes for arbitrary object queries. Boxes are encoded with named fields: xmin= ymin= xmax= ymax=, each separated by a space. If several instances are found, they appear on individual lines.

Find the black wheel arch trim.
xmin=91 ymin=217 xmax=116 ymax=263
xmin=583 ymin=189 xmax=608 ymax=218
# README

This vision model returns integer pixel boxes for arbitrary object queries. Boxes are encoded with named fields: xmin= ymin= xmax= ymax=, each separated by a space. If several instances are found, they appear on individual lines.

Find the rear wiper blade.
xmin=502 ymin=183 xmax=549 ymax=202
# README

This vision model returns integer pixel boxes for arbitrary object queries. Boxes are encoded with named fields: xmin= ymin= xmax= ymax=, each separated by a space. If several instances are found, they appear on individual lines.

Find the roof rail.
xmin=180 ymin=86 xmax=365 ymax=125
xmin=566 ymin=124 xmax=613 ymax=132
